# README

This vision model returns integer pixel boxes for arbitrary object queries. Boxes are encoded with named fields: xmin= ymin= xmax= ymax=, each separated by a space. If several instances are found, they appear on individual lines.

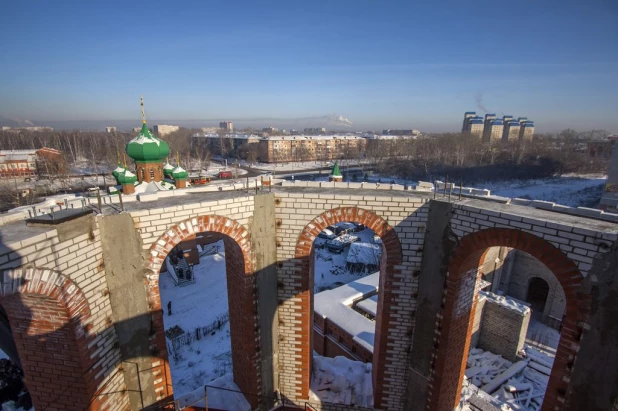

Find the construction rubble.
xmin=459 ymin=346 xmax=554 ymax=411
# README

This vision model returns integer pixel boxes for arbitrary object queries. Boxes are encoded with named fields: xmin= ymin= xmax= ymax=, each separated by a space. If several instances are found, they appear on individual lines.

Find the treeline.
xmin=0 ymin=127 xmax=210 ymax=171
xmin=364 ymin=130 xmax=609 ymax=185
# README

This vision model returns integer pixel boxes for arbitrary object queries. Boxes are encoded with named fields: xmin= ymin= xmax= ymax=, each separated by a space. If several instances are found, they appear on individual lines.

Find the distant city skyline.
xmin=1 ymin=0 xmax=617 ymax=133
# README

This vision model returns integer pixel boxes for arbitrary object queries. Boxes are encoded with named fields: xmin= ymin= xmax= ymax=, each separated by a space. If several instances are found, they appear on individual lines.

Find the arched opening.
xmin=429 ymin=228 xmax=587 ymax=411
xmin=293 ymin=207 xmax=403 ymax=408
xmin=310 ymin=221 xmax=380 ymax=407
xmin=527 ymin=277 xmax=550 ymax=315
xmin=146 ymin=216 xmax=261 ymax=409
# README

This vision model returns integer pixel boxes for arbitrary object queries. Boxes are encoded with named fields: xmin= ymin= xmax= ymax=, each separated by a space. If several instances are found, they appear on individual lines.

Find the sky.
xmin=0 ymin=0 xmax=617 ymax=132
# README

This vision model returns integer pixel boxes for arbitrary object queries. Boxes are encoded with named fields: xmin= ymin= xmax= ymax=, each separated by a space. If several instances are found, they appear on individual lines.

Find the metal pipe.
xmin=118 ymin=192 xmax=124 ymax=211
xmin=459 ymin=181 xmax=463 ymax=200
xmin=444 ymin=174 xmax=449 ymax=198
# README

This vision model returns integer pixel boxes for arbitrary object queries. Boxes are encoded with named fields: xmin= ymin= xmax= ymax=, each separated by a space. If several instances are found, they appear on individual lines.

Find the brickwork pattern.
xmin=0 ymin=219 xmax=129 ymax=411
xmin=477 ymin=297 xmax=531 ymax=362
xmin=275 ymin=192 xmax=428 ymax=409
xmin=0 ymin=267 xmax=127 ymax=410
xmin=143 ymin=214 xmax=262 ymax=408
xmin=428 ymin=225 xmax=604 ymax=411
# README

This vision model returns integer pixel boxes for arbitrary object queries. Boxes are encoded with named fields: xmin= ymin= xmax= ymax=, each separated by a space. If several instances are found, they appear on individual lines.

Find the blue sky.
xmin=1 ymin=0 xmax=617 ymax=132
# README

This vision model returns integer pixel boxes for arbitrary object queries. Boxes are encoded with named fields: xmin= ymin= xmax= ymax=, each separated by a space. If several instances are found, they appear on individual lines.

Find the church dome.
xmin=163 ymin=162 xmax=175 ymax=178
xmin=112 ymin=162 xmax=126 ymax=184
xmin=172 ymin=165 xmax=188 ymax=180
xmin=117 ymin=169 xmax=137 ymax=185
xmin=126 ymin=123 xmax=170 ymax=163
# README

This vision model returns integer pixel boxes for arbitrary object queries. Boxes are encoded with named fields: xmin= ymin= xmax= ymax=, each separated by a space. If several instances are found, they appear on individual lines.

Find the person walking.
xmin=178 ymin=267 xmax=184 ymax=279
xmin=167 ymin=301 xmax=172 ymax=316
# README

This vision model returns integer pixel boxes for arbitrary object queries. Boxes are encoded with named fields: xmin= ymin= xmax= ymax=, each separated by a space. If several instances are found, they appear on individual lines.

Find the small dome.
xmin=117 ymin=169 xmax=137 ymax=185
xmin=163 ymin=162 xmax=175 ymax=177
xmin=172 ymin=165 xmax=188 ymax=180
xmin=112 ymin=163 xmax=126 ymax=184
xmin=126 ymin=123 xmax=170 ymax=162
xmin=330 ymin=161 xmax=342 ymax=177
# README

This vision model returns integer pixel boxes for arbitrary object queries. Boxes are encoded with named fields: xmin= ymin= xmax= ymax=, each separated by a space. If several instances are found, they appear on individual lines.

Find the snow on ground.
xmin=310 ymin=354 xmax=373 ymax=407
xmin=289 ymin=173 xmax=606 ymax=209
xmin=525 ymin=318 xmax=560 ymax=357
xmin=249 ymin=158 xmax=372 ymax=172
xmin=478 ymin=174 xmax=606 ymax=208
xmin=314 ymin=228 xmax=377 ymax=293
xmin=160 ymin=241 xmax=237 ymax=399
xmin=314 ymin=273 xmax=379 ymax=353
xmin=175 ymin=374 xmax=251 ymax=411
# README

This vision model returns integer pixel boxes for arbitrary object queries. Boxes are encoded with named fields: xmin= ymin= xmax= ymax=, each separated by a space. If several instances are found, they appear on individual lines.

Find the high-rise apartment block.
xmin=219 ymin=121 xmax=234 ymax=132
xmin=462 ymin=111 xmax=535 ymax=142
xmin=462 ymin=112 xmax=477 ymax=133
xmin=502 ymin=120 xmax=521 ymax=142
xmin=519 ymin=121 xmax=535 ymax=141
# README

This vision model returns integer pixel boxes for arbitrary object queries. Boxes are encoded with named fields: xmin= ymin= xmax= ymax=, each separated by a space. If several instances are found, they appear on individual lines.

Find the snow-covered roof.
xmin=314 ymin=272 xmax=380 ymax=352
xmin=356 ymin=294 xmax=378 ymax=317
xmin=133 ymin=181 xmax=175 ymax=194
xmin=163 ymin=163 xmax=174 ymax=170
xmin=346 ymin=243 xmax=382 ymax=265
xmin=124 ymin=170 xmax=136 ymax=177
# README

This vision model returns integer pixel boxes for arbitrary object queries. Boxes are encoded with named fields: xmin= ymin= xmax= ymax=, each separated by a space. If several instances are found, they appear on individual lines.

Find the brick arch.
xmin=0 ymin=267 xmax=111 ymax=411
xmin=429 ymin=228 xmax=587 ymax=411
xmin=145 ymin=215 xmax=261 ymax=408
xmin=294 ymin=206 xmax=403 ymax=406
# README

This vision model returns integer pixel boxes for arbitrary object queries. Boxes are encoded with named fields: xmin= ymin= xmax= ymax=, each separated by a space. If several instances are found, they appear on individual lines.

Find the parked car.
xmin=326 ymin=234 xmax=360 ymax=253
xmin=316 ymin=229 xmax=336 ymax=248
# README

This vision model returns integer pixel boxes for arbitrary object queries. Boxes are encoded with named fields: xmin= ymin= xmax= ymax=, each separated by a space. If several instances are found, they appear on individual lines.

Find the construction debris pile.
xmin=459 ymin=347 xmax=554 ymax=411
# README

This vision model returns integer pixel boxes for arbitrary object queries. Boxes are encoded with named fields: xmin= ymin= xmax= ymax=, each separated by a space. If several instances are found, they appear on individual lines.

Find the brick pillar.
xmin=430 ymin=268 xmax=481 ymax=411
xmin=3 ymin=294 xmax=92 ymax=411
xmin=175 ymin=178 xmax=187 ymax=188
xmin=122 ymin=183 xmax=135 ymax=194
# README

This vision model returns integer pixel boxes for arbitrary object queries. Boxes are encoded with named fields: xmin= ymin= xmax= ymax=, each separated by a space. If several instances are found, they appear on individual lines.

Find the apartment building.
xmin=153 ymin=124 xmax=180 ymax=136
xmin=519 ymin=121 xmax=535 ymax=141
xmin=502 ymin=120 xmax=521 ymax=142
xmin=257 ymin=135 xmax=367 ymax=163
xmin=462 ymin=112 xmax=535 ymax=142
xmin=484 ymin=119 xmax=504 ymax=143
xmin=0 ymin=148 xmax=64 ymax=179
xmin=219 ymin=121 xmax=234 ymax=132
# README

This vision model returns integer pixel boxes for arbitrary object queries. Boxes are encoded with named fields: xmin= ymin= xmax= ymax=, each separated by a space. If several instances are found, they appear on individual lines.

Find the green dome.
xmin=117 ymin=169 xmax=137 ymax=185
xmin=112 ymin=163 xmax=126 ymax=184
xmin=126 ymin=123 xmax=170 ymax=162
xmin=330 ymin=161 xmax=342 ymax=177
xmin=163 ymin=162 xmax=174 ymax=178
xmin=172 ymin=165 xmax=188 ymax=180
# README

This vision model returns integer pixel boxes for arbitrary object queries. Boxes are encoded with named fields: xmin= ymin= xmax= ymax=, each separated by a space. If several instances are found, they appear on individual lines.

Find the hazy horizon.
xmin=1 ymin=0 xmax=617 ymax=133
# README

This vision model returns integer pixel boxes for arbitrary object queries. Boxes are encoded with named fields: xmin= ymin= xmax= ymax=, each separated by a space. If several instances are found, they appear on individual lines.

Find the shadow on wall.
xmin=1 ymin=204 xmax=617 ymax=411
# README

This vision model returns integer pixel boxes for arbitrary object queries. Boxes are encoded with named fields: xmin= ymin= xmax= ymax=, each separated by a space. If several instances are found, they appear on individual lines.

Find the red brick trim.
xmin=145 ymin=216 xmax=261 ymax=408
xmin=0 ymin=268 xmax=118 ymax=410
xmin=429 ymin=228 xmax=587 ymax=411
xmin=293 ymin=207 xmax=403 ymax=404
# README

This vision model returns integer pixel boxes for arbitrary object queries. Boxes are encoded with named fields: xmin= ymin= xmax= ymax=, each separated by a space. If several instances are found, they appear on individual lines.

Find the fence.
xmin=167 ymin=313 xmax=230 ymax=361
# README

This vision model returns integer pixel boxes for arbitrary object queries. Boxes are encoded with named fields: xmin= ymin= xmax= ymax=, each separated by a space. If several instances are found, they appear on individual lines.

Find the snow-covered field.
xmin=478 ymin=174 xmax=605 ymax=208
xmin=313 ymin=228 xmax=378 ymax=293
xmin=249 ymin=158 xmax=371 ymax=172
xmin=159 ymin=241 xmax=236 ymax=399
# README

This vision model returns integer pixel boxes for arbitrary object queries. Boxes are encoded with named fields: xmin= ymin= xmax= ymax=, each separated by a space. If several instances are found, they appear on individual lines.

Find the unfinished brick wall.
xmin=476 ymin=294 xmax=531 ymax=362
xmin=506 ymin=250 xmax=566 ymax=325
xmin=144 ymin=215 xmax=262 ymax=408
xmin=0 ymin=268 xmax=125 ymax=411
xmin=429 ymin=225 xmax=590 ymax=411
xmin=288 ymin=205 xmax=407 ymax=408
xmin=3 ymin=293 xmax=91 ymax=411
